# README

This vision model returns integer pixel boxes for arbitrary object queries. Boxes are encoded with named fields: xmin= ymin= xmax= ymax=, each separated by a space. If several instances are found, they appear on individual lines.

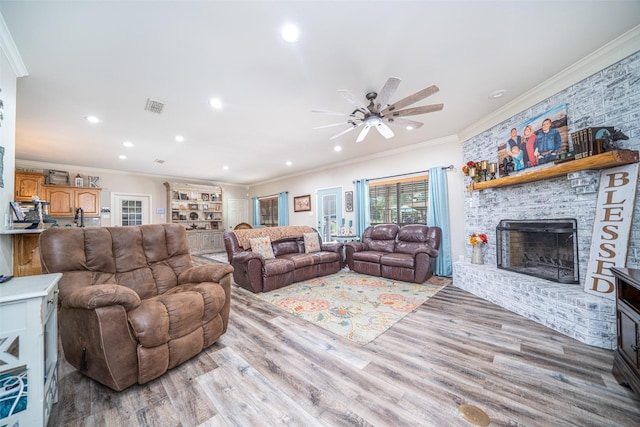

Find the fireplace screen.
xmin=496 ymin=219 xmax=579 ymax=284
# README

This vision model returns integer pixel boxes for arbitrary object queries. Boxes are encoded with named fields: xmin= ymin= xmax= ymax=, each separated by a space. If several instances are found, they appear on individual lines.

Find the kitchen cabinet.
xmin=44 ymin=186 xmax=101 ymax=217
xmin=14 ymin=172 xmax=45 ymax=202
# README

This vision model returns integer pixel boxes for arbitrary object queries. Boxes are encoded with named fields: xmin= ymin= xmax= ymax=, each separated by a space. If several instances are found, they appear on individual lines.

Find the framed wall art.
xmin=294 ymin=195 xmax=311 ymax=212
xmin=345 ymin=191 xmax=353 ymax=212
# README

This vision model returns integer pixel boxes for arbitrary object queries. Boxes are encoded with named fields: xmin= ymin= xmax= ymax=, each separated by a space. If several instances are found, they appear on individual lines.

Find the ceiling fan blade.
xmin=356 ymin=124 xmax=372 ymax=143
xmin=382 ymin=117 xmax=424 ymax=129
xmin=381 ymin=85 xmax=439 ymax=114
xmin=330 ymin=122 xmax=363 ymax=140
xmin=313 ymin=122 xmax=354 ymax=130
xmin=312 ymin=109 xmax=355 ymax=117
xmin=338 ymin=89 xmax=369 ymax=112
xmin=385 ymin=104 xmax=444 ymax=118
xmin=375 ymin=77 xmax=401 ymax=112
xmin=375 ymin=122 xmax=394 ymax=139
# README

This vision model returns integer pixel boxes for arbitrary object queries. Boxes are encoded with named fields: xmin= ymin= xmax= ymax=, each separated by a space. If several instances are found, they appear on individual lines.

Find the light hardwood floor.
xmin=49 ymin=264 xmax=640 ymax=426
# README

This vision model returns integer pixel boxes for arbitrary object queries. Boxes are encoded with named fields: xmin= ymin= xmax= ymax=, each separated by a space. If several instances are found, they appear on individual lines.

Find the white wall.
xmin=249 ymin=137 xmax=466 ymax=264
xmin=0 ymin=10 xmax=24 ymax=275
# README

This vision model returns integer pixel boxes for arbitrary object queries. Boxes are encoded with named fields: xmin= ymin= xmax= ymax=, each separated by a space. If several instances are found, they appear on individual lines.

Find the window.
xmin=259 ymin=196 xmax=278 ymax=227
xmin=120 ymin=200 xmax=143 ymax=226
xmin=369 ymin=176 xmax=428 ymax=227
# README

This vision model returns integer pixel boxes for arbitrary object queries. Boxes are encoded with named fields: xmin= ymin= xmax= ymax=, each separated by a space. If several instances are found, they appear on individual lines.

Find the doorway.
xmin=110 ymin=193 xmax=152 ymax=226
xmin=316 ymin=187 xmax=342 ymax=242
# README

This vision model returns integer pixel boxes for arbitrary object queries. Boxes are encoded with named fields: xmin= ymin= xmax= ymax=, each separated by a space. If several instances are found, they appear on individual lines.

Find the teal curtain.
xmin=278 ymin=191 xmax=289 ymax=225
xmin=427 ymin=167 xmax=452 ymax=276
xmin=354 ymin=179 xmax=370 ymax=237
xmin=252 ymin=197 xmax=260 ymax=227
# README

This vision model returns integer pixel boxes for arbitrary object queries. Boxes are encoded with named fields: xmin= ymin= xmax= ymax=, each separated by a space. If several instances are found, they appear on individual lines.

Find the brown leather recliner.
xmin=39 ymin=223 xmax=234 ymax=391
xmin=345 ymin=224 xmax=441 ymax=283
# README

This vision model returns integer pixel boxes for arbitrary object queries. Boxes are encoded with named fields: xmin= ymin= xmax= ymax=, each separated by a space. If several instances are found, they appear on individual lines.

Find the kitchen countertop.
xmin=0 ymin=228 xmax=46 ymax=235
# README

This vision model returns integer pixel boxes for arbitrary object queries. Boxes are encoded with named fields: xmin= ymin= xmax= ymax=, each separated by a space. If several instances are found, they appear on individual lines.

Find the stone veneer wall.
xmin=453 ymin=51 xmax=640 ymax=350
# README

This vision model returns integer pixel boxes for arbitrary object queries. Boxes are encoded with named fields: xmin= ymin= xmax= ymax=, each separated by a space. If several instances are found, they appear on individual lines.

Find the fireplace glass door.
xmin=496 ymin=219 xmax=579 ymax=284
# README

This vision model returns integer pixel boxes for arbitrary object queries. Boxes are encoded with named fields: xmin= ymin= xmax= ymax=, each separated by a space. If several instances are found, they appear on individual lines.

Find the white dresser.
xmin=0 ymin=273 xmax=61 ymax=426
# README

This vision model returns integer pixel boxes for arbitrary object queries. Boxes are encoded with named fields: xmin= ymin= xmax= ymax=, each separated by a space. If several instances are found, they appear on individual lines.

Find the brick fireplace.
xmin=453 ymin=51 xmax=640 ymax=350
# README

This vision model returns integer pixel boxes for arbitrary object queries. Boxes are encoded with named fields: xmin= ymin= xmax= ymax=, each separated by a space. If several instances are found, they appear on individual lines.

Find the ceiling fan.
xmin=313 ymin=77 xmax=443 ymax=143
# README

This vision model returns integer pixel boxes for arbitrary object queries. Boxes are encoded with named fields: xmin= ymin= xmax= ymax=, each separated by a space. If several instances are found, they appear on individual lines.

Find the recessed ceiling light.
xmin=281 ymin=24 xmax=299 ymax=42
xmin=489 ymin=89 xmax=507 ymax=99
xmin=334 ymin=146 xmax=342 ymax=152
xmin=223 ymin=165 xmax=229 ymax=170
xmin=175 ymin=135 xmax=185 ymax=142
xmin=286 ymin=161 xmax=292 ymax=166
xmin=123 ymin=141 xmax=135 ymax=148
xmin=118 ymin=155 xmax=127 ymax=160
xmin=209 ymin=98 xmax=223 ymax=109
xmin=85 ymin=115 xmax=100 ymax=124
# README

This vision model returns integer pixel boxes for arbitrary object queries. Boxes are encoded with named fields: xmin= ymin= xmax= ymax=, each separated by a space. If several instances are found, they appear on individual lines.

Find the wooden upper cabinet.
xmin=15 ymin=172 xmax=45 ymax=201
xmin=44 ymin=186 xmax=101 ymax=217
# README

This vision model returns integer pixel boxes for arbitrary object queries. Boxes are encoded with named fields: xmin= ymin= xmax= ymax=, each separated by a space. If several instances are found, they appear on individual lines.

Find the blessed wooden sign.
xmin=584 ymin=163 xmax=639 ymax=299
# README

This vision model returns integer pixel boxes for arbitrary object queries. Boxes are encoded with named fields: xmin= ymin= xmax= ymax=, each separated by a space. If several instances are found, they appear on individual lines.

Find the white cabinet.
xmin=164 ymin=182 xmax=224 ymax=254
xmin=0 ymin=273 xmax=61 ymax=426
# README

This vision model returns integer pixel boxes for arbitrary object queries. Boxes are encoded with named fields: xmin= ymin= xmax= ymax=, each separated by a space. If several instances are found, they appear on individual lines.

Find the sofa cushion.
xmin=353 ymin=251 xmax=387 ymax=263
xmin=249 ymin=236 xmax=275 ymax=259
xmin=263 ymin=258 xmax=295 ymax=277
xmin=365 ymin=224 xmax=399 ymax=253
xmin=380 ymin=253 xmax=415 ymax=268
xmin=303 ymin=232 xmax=321 ymax=253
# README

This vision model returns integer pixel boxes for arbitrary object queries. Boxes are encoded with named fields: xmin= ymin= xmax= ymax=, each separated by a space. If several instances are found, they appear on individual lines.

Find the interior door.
xmin=316 ymin=188 xmax=342 ymax=242
xmin=111 ymin=193 xmax=151 ymax=226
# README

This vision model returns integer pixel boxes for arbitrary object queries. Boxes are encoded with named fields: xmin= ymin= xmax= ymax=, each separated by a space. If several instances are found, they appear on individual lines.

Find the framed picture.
xmin=188 ymin=203 xmax=198 ymax=210
xmin=294 ymin=195 xmax=311 ymax=212
xmin=202 ymin=193 xmax=210 ymax=201
xmin=345 ymin=191 xmax=353 ymax=212
xmin=172 ymin=211 xmax=179 ymax=220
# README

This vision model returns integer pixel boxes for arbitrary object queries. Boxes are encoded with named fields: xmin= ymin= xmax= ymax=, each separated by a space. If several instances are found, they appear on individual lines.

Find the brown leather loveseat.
xmin=345 ymin=224 xmax=441 ymax=283
xmin=39 ymin=223 xmax=234 ymax=391
xmin=223 ymin=226 xmax=343 ymax=293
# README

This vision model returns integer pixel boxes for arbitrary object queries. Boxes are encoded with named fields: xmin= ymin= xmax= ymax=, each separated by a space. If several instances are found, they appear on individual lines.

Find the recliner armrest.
xmin=345 ymin=241 xmax=366 ymax=252
xmin=63 ymin=284 xmax=141 ymax=311
xmin=232 ymin=251 xmax=264 ymax=264
xmin=179 ymin=264 xmax=234 ymax=284
xmin=414 ymin=246 xmax=439 ymax=258
xmin=321 ymin=242 xmax=343 ymax=253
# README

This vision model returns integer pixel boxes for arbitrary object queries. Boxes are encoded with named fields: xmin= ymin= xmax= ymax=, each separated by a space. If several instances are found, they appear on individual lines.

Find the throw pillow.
xmin=249 ymin=236 xmax=275 ymax=259
xmin=303 ymin=232 xmax=321 ymax=253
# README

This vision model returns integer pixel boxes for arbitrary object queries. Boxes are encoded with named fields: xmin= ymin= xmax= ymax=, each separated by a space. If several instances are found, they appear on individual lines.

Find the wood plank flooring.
xmin=49 ymin=269 xmax=640 ymax=426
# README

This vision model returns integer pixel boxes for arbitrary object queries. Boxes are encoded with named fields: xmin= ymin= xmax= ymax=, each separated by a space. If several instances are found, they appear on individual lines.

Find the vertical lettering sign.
xmin=585 ymin=163 xmax=639 ymax=299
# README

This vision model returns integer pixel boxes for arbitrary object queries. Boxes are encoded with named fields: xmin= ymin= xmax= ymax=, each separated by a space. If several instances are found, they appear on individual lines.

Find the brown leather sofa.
xmin=223 ymin=226 xmax=343 ymax=293
xmin=39 ymin=223 xmax=234 ymax=391
xmin=345 ymin=224 xmax=441 ymax=283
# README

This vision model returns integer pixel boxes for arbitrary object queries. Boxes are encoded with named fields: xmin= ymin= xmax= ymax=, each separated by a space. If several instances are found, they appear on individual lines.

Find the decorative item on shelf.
xmin=488 ymin=162 xmax=498 ymax=179
xmin=74 ymin=174 xmax=83 ymax=187
xmin=339 ymin=218 xmax=347 ymax=235
xmin=469 ymin=232 xmax=488 ymax=265
xmin=602 ymin=129 xmax=629 ymax=152
xmin=462 ymin=161 xmax=482 ymax=183
xmin=479 ymin=160 xmax=489 ymax=181
xmin=347 ymin=219 xmax=354 ymax=235
xmin=499 ymin=156 xmax=515 ymax=177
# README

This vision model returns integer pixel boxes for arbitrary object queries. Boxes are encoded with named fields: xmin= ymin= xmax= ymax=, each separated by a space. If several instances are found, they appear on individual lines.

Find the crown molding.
xmin=458 ymin=24 xmax=640 ymax=143
xmin=0 ymin=12 xmax=28 ymax=77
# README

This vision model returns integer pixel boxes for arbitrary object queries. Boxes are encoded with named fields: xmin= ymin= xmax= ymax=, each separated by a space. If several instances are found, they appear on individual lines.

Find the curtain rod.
xmin=356 ymin=165 xmax=454 ymax=183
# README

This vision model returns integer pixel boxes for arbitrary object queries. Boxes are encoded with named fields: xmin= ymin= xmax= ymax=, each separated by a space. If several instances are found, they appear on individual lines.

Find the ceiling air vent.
xmin=145 ymin=98 xmax=165 ymax=114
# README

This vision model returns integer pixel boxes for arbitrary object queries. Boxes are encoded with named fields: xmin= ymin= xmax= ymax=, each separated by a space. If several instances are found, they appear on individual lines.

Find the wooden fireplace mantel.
xmin=468 ymin=150 xmax=639 ymax=192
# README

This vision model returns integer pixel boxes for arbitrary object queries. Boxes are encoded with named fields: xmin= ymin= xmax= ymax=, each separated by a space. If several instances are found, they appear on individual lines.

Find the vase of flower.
xmin=469 ymin=232 xmax=488 ymax=265
xmin=471 ymin=244 xmax=483 ymax=265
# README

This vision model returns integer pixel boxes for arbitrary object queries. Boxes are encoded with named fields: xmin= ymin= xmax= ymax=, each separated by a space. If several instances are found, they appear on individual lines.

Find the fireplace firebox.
xmin=496 ymin=219 xmax=579 ymax=284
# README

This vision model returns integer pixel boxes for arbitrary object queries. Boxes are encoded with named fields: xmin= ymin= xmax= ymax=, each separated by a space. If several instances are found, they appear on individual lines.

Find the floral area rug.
xmin=254 ymin=272 xmax=451 ymax=344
